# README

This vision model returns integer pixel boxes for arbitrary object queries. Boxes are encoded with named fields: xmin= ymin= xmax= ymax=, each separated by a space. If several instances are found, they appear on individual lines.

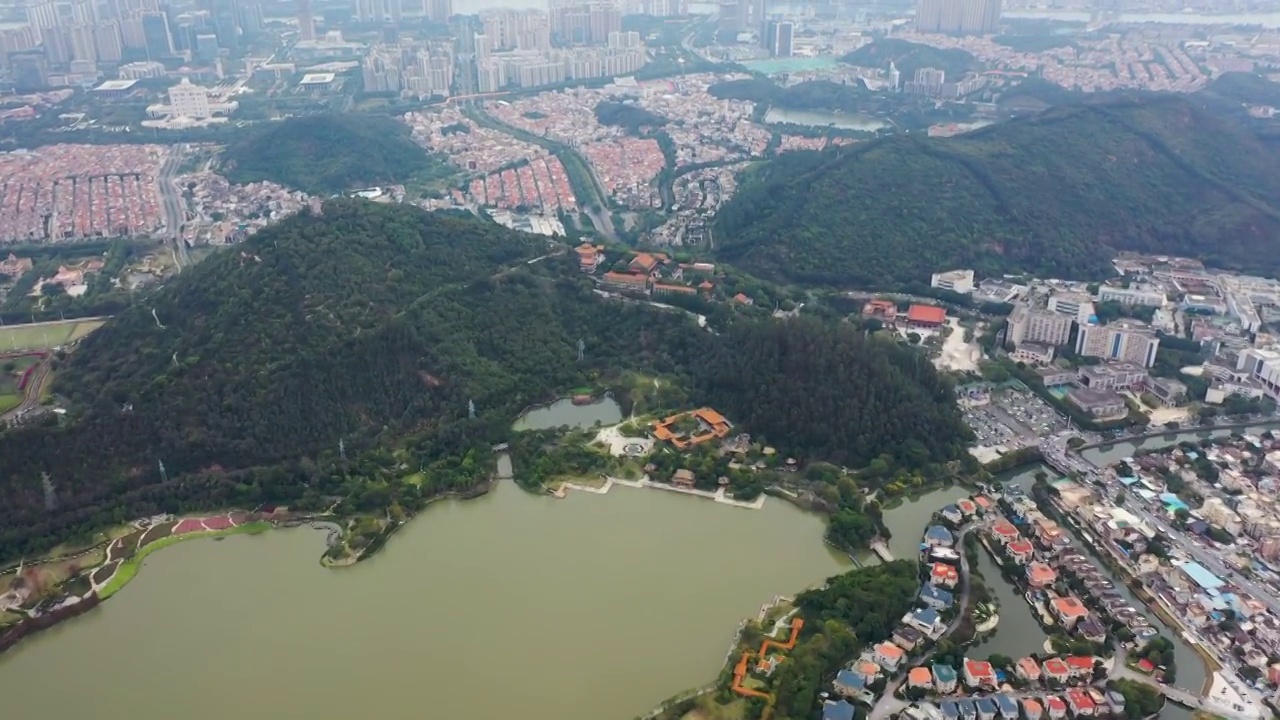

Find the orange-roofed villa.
xmin=651 ymin=407 xmax=733 ymax=450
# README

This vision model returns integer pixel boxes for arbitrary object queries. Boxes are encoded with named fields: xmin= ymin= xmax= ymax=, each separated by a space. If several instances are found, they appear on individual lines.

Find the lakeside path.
xmin=558 ymin=474 xmax=766 ymax=510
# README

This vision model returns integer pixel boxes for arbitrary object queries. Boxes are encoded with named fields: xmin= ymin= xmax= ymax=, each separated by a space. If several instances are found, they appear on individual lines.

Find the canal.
xmin=0 ymin=481 xmax=850 ymax=720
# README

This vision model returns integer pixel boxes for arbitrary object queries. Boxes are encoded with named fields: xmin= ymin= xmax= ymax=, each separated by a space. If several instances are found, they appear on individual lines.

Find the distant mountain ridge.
xmin=712 ymin=94 xmax=1280 ymax=288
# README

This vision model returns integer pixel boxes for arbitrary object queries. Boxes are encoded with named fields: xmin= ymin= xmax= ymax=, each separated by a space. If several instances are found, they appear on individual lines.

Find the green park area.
xmin=0 ymin=319 xmax=104 ymax=352
xmin=99 ymin=521 xmax=271 ymax=599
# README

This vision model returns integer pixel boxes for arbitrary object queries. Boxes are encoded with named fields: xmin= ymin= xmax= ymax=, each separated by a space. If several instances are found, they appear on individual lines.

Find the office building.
xmin=1048 ymin=290 xmax=1095 ymax=325
xmin=140 ymin=11 xmax=172 ymax=58
xmin=764 ymin=20 xmax=793 ymax=57
xmin=915 ymin=0 xmax=1001 ymax=34
xmin=930 ymin=268 xmax=974 ymax=295
xmin=719 ymin=0 xmax=763 ymax=32
xmin=1008 ymin=304 xmax=1072 ymax=348
xmin=1097 ymin=285 xmax=1165 ymax=307
xmin=168 ymin=77 xmax=210 ymax=117
xmin=424 ymin=0 xmax=452 ymax=22
xmin=1075 ymin=320 xmax=1160 ymax=368
xmin=195 ymin=31 xmax=219 ymax=62
xmin=1237 ymin=348 xmax=1280 ymax=402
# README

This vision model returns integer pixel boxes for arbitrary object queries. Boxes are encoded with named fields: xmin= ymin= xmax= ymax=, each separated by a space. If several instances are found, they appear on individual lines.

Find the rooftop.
xmin=907 ymin=304 xmax=947 ymax=324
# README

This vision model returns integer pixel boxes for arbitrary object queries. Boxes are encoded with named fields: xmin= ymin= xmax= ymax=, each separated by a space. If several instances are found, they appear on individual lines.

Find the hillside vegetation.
xmin=841 ymin=38 xmax=980 ymax=78
xmin=0 ymin=202 xmax=971 ymax=559
xmin=714 ymin=95 xmax=1280 ymax=287
xmin=221 ymin=114 xmax=444 ymax=194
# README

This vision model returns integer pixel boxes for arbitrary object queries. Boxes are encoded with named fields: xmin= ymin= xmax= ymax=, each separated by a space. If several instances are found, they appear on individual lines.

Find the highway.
xmin=157 ymin=146 xmax=190 ymax=270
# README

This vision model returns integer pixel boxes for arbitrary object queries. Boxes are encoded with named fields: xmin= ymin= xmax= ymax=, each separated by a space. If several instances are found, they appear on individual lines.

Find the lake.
xmin=512 ymin=396 xmax=624 ymax=431
xmin=763 ymin=107 xmax=888 ymax=132
xmin=0 ymin=482 xmax=851 ymax=720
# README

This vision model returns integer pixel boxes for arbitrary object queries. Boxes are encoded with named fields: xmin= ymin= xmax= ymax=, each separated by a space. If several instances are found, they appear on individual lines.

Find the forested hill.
xmin=713 ymin=95 xmax=1280 ymax=288
xmin=0 ymin=201 xmax=971 ymax=558
xmin=221 ymin=114 xmax=441 ymax=194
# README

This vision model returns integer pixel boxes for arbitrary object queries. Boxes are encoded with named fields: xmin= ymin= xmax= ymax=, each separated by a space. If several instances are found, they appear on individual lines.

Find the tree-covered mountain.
xmin=0 ymin=201 xmax=971 ymax=559
xmin=841 ymin=38 xmax=980 ymax=78
xmin=220 ymin=114 xmax=444 ymax=194
xmin=714 ymin=95 xmax=1280 ymax=287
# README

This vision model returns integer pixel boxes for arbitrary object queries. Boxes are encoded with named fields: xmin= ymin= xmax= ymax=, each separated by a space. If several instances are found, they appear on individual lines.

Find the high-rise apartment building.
xmin=550 ymin=0 xmax=619 ymax=45
xmin=606 ymin=30 xmax=640 ymax=48
xmin=296 ymin=0 xmax=315 ymax=40
xmin=915 ymin=0 xmax=1000 ymax=34
xmin=25 ymin=1 xmax=61 ymax=43
xmin=1047 ymin=290 xmax=1096 ymax=325
xmin=9 ymin=49 xmax=49 ymax=90
xmin=93 ymin=21 xmax=124 ymax=61
xmin=356 ymin=0 xmax=401 ymax=23
xmin=1075 ymin=320 xmax=1160 ymax=368
xmin=481 ymin=9 xmax=549 ymax=51
xmin=424 ymin=0 xmax=451 ymax=23
xmin=1008 ymin=304 xmax=1072 ymax=348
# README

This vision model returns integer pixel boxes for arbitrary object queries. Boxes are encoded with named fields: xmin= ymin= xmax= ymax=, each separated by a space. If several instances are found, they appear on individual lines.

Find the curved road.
xmin=0 ymin=356 xmax=51 ymax=424
xmin=870 ymin=523 xmax=978 ymax=720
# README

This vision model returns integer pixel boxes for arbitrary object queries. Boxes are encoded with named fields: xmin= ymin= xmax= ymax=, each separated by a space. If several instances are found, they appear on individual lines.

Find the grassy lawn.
xmin=0 ymin=394 xmax=18 ymax=413
xmin=99 ymin=521 xmax=272 ymax=599
xmin=549 ymin=474 xmax=607 ymax=489
xmin=401 ymin=472 xmax=426 ymax=486
xmin=0 ymin=319 xmax=105 ymax=351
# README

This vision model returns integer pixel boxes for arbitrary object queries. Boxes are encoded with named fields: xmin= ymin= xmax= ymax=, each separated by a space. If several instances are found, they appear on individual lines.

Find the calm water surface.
xmin=0 ymin=482 xmax=849 ymax=720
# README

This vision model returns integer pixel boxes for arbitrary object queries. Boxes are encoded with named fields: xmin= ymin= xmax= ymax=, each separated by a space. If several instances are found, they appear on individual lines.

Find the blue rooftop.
xmin=933 ymin=663 xmax=957 ymax=682
xmin=824 ymin=700 xmax=856 ymax=720
xmin=977 ymin=697 xmax=999 ymax=713
xmin=1159 ymin=493 xmax=1189 ymax=512
xmin=913 ymin=608 xmax=940 ymax=626
xmin=835 ymin=669 xmax=866 ymax=691
xmin=941 ymin=701 xmax=961 ymax=720
xmin=925 ymin=525 xmax=955 ymax=544
xmin=995 ymin=694 xmax=1019 ymax=713
xmin=920 ymin=583 xmax=955 ymax=608
xmin=1119 ymin=476 xmax=1139 ymax=486
xmin=942 ymin=504 xmax=961 ymax=516
xmin=1178 ymin=560 xmax=1225 ymax=591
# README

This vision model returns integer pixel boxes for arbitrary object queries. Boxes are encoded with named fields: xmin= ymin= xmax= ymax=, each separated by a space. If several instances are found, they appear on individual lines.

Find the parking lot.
xmin=963 ymin=387 xmax=1069 ymax=452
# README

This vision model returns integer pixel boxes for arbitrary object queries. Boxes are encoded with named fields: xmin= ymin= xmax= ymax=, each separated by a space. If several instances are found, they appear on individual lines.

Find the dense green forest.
xmin=714 ymin=95 xmax=1280 ymax=287
xmin=220 ymin=114 xmax=445 ymax=194
xmin=841 ymin=38 xmax=980 ymax=78
xmin=769 ymin=561 xmax=920 ymax=719
xmin=0 ymin=202 xmax=972 ymax=559
xmin=593 ymin=101 xmax=668 ymax=132
xmin=690 ymin=318 xmax=971 ymax=468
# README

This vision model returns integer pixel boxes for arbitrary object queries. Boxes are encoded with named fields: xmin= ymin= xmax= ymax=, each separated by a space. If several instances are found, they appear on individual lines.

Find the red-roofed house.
xmin=1051 ymin=596 xmax=1089 ymax=628
xmin=1065 ymin=688 xmax=1095 ymax=716
xmin=1027 ymin=562 xmax=1057 ymax=588
xmin=973 ymin=496 xmax=993 ymax=513
xmin=964 ymin=659 xmax=996 ymax=688
xmin=1007 ymin=539 xmax=1035 ymax=564
xmin=931 ymin=562 xmax=960 ymax=588
xmin=1044 ymin=696 xmax=1068 ymax=720
xmin=1015 ymin=657 xmax=1042 ymax=682
xmin=603 ymin=271 xmax=649 ymax=292
xmin=908 ymin=666 xmax=933 ymax=689
xmin=1065 ymin=656 xmax=1095 ymax=679
xmin=1021 ymin=698 xmax=1044 ymax=720
xmin=862 ymin=299 xmax=897 ymax=320
xmin=1135 ymin=658 xmax=1155 ymax=674
xmin=991 ymin=520 xmax=1020 ymax=544
xmin=875 ymin=642 xmax=905 ymax=671
xmin=906 ymin=304 xmax=947 ymax=327
xmin=957 ymin=498 xmax=978 ymax=516
xmin=1042 ymin=658 xmax=1070 ymax=684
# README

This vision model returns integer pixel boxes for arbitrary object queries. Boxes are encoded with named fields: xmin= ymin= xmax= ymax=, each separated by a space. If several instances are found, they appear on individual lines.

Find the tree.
xmin=1115 ymin=490 xmax=1126 ymax=505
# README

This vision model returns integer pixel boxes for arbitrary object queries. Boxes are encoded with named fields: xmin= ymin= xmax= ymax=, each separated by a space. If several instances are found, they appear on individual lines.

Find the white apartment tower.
xmin=1075 ymin=320 xmax=1160 ymax=368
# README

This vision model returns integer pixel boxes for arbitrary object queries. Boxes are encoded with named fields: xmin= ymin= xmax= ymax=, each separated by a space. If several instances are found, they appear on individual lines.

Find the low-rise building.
xmin=823 ymin=699 xmax=857 ymax=720
xmin=1042 ymin=658 xmax=1070 ymax=684
xmin=1078 ymin=363 xmax=1148 ymax=391
xmin=1036 ymin=367 xmax=1077 ymax=387
xmin=874 ymin=641 xmax=906 ymax=671
xmin=1010 ymin=342 xmax=1055 ymax=366
xmin=920 ymin=584 xmax=955 ymax=610
xmin=933 ymin=663 xmax=958 ymax=693
xmin=925 ymin=525 xmax=954 ymax=547
xmin=1021 ymin=698 xmax=1043 ymax=720
xmin=1065 ymin=388 xmax=1127 ymax=420
xmin=1015 ymin=656 xmax=1041 ymax=682
xmin=932 ymin=268 xmax=975 ymax=294
xmin=1149 ymin=377 xmax=1187 ymax=406
xmin=1027 ymin=562 xmax=1057 ymax=588
xmin=1044 ymin=695 xmax=1067 ymax=719
xmin=931 ymin=562 xmax=960 ymax=588
xmin=908 ymin=666 xmax=933 ymax=689
xmin=833 ymin=669 xmax=866 ymax=697
xmin=1051 ymin=596 xmax=1090 ymax=628
xmin=1007 ymin=539 xmax=1035 ymax=564
xmin=906 ymin=607 xmax=943 ymax=635
xmin=963 ymin=658 xmax=996 ymax=688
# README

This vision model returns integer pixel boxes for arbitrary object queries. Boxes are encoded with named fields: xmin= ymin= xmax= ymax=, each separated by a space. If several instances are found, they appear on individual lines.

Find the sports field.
xmin=0 ymin=319 xmax=106 ymax=352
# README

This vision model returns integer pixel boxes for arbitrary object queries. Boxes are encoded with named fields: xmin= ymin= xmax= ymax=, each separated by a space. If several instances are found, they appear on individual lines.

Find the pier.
xmin=870 ymin=539 xmax=894 ymax=562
